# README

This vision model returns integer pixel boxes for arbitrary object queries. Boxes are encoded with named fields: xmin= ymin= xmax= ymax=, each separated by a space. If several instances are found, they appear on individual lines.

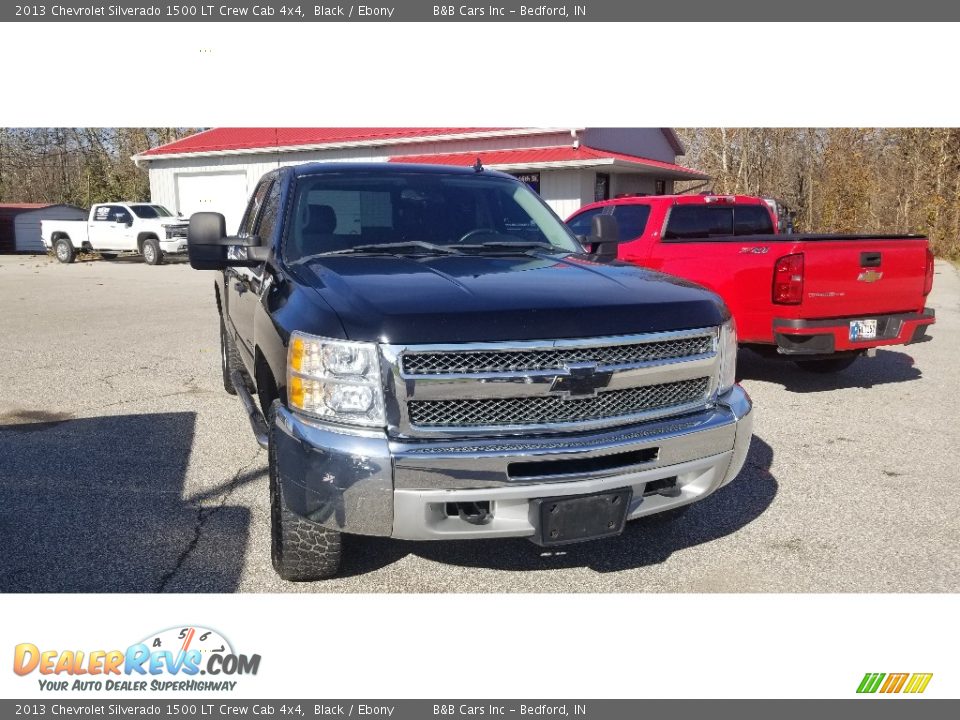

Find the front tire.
xmin=794 ymin=355 xmax=859 ymax=373
xmin=54 ymin=238 xmax=76 ymax=264
xmin=268 ymin=401 xmax=343 ymax=581
xmin=142 ymin=238 xmax=163 ymax=265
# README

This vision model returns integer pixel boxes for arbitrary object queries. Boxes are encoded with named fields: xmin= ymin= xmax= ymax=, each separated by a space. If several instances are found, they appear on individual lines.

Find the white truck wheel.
xmin=142 ymin=238 xmax=163 ymax=266
xmin=54 ymin=238 xmax=76 ymax=264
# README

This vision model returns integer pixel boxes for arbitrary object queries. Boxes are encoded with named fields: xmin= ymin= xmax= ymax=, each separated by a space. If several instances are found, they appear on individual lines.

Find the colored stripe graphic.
xmin=857 ymin=673 xmax=885 ymax=693
xmin=880 ymin=673 xmax=909 ymax=693
xmin=857 ymin=672 xmax=932 ymax=694
xmin=904 ymin=673 xmax=933 ymax=694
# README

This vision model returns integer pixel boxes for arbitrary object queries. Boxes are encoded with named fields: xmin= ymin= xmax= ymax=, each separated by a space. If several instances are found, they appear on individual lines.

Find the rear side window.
xmin=664 ymin=206 xmax=733 ymax=239
xmin=733 ymin=205 xmax=774 ymax=235
xmin=93 ymin=206 xmax=114 ymax=222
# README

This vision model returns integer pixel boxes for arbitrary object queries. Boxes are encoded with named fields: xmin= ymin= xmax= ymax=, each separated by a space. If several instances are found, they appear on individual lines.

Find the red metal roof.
xmin=391 ymin=145 xmax=709 ymax=179
xmin=138 ymin=128 xmax=515 ymax=157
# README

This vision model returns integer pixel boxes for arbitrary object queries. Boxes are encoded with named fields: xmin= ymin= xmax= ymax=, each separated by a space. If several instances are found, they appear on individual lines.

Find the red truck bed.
xmin=567 ymin=196 xmax=935 ymax=366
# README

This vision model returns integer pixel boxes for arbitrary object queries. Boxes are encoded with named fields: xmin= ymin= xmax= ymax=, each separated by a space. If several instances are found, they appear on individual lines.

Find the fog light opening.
xmin=445 ymin=501 xmax=493 ymax=525
xmin=642 ymin=477 xmax=680 ymax=497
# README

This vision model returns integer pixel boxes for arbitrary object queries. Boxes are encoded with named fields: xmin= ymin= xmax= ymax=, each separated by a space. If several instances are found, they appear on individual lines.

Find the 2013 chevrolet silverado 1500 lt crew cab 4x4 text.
xmin=568 ymin=194 xmax=935 ymax=373
xmin=188 ymin=163 xmax=754 ymax=581
xmin=42 ymin=202 xmax=189 ymax=265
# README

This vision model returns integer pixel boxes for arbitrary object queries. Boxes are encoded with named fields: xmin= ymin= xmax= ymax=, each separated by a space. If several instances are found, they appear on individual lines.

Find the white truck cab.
xmin=41 ymin=203 xmax=190 ymax=265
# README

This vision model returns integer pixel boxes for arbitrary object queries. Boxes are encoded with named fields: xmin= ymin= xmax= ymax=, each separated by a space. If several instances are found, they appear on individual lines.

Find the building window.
xmin=655 ymin=180 xmax=667 ymax=195
xmin=594 ymin=173 xmax=610 ymax=202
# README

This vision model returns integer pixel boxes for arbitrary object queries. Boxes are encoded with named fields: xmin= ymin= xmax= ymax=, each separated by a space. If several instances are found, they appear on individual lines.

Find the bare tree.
xmin=676 ymin=128 xmax=960 ymax=259
xmin=0 ymin=128 xmax=198 ymax=208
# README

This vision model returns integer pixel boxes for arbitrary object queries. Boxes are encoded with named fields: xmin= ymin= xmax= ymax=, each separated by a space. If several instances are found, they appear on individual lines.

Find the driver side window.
xmin=239 ymin=179 xmax=273 ymax=239
xmin=254 ymin=181 xmax=281 ymax=246
xmin=111 ymin=207 xmax=132 ymax=225
xmin=567 ymin=208 xmax=604 ymax=237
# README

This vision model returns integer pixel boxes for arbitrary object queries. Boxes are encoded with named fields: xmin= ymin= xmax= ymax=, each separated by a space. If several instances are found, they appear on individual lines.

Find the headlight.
xmin=287 ymin=332 xmax=385 ymax=427
xmin=717 ymin=319 xmax=738 ymax=395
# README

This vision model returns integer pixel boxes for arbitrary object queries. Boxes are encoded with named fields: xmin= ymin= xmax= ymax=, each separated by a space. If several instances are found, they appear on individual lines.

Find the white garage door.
xmin=174 ymin=171 xmax=250 ymax=233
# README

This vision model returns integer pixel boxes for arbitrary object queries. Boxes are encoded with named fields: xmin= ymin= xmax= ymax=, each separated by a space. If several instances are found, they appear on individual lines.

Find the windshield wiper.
xmin=457 ymin=240 xmax=559 ymax=254
xmin=290 ymin=241 xmax=462 ymax=264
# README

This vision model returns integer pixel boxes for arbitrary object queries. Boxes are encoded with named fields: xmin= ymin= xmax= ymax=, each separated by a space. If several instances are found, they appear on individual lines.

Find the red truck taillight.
xmin=923 ymin=248 xmax=935 ymax=296
xmin=773 ymin=253 xmax=804 ymax=305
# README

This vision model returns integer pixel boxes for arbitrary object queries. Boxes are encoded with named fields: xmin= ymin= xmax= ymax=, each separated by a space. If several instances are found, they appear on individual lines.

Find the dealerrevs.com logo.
xmin=13 ymin=626 xmax=261 ymax=693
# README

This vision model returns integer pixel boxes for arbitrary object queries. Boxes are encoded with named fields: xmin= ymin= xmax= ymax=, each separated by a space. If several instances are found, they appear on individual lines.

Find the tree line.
xmin=2 ymin=128 xmax=958 ymax=259
xmin=0 ymin=128 xmax=196 ymax=210
xmin=676 ymin=128 xmax=960 ymax=259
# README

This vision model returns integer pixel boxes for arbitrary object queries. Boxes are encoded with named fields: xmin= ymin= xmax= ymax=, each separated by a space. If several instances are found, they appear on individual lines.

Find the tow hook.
xmin=456 ymin=501 xmax=494 ymax=526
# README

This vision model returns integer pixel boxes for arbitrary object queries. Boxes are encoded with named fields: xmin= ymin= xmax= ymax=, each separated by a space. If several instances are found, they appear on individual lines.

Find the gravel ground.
xmin=0 ymin=253 xmax=956 ymax=593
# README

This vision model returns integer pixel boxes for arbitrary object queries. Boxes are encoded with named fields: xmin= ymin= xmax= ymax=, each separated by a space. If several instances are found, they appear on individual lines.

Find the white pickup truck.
xmin=41 ymin=203 xmax=190 ymax=265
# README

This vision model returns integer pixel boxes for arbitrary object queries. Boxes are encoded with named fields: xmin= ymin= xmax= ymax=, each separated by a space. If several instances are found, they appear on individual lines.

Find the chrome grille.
xmin=402 ymin=334 xmax=714 ymax=375
xmin=407 ymin=377 xmax=710 ymax=428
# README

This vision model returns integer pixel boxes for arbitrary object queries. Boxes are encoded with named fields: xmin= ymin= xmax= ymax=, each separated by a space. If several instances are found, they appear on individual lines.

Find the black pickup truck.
xmin=188 ymin=162 xmax=753 ymax=581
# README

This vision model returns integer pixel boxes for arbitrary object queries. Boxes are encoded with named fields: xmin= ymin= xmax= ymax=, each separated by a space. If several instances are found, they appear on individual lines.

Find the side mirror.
xmin=188 ymin=212 xmax=269 ymax=270
xmin=588 ymin=215 xmax=621 ymax=259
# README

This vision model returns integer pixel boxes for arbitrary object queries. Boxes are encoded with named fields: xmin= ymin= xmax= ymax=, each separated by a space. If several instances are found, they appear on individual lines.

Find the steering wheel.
xmin=456 ymin=228 xmax=500 ymax=244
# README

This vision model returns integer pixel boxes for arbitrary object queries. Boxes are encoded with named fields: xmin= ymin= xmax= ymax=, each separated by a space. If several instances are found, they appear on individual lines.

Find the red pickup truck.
xmin=567 ymin=194 xmax=935 ymax=372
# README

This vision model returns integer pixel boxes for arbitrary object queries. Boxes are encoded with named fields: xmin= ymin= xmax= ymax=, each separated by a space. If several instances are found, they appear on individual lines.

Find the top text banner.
xmin=5 ymin=0 xmax=959 ymax=21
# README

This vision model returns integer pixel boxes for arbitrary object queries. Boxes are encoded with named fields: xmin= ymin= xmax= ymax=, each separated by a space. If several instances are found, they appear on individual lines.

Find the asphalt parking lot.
xmin=0 ymin=253 xmax=957 ymax=593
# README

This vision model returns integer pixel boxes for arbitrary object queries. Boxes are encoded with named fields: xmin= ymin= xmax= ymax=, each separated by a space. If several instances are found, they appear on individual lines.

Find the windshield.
xmin=284 ymin=172 xmax=582 ymax=262
xmin=130 ymin=204 xmax=175 ymax=219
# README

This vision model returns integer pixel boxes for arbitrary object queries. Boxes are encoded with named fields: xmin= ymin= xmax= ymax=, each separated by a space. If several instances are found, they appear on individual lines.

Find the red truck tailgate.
xmin=796 ymin=236 xmax=930 ymax=318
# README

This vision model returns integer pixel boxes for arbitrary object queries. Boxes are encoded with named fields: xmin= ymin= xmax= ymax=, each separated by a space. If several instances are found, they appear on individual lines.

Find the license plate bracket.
xmin=850 ymin=319 xmax=878 ymax=341
xmin=532 ymin=488 xmax=632 ymax=546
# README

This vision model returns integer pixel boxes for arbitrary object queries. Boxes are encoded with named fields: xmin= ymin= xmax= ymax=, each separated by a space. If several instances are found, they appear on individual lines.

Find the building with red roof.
xmin=133 ymin=128 xmax=708 ymax=231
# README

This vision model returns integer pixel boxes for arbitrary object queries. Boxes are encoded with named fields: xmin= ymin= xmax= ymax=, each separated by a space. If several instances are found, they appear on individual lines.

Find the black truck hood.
xmin=293 ymin=253 xmax=726 ymax=344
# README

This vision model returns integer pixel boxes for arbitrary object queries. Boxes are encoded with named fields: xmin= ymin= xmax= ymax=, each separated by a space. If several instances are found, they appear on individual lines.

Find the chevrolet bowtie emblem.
xmin=549 ymin=362 xmax=613 ymax=399
xmin=858 ymin=269 xmax=883 ymax=283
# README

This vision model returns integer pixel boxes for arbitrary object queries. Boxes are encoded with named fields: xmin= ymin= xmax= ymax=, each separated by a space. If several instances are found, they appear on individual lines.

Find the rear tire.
xmin=268 ymin=400 xmax=343 ymax=581
xmin=54 ymin=238 xmax=75 ymax=264
xmin=142 ymin=238 xmax=163 ymax=265
xmin=794 ymin=355 xmax=859 ymax=373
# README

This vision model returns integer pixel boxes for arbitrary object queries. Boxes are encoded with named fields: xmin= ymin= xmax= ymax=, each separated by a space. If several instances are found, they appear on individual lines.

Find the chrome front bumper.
xmin=272 ymin=385 xmax=753 ymax=541
xmin=160 ymin=239 xmax=189 ymax=254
